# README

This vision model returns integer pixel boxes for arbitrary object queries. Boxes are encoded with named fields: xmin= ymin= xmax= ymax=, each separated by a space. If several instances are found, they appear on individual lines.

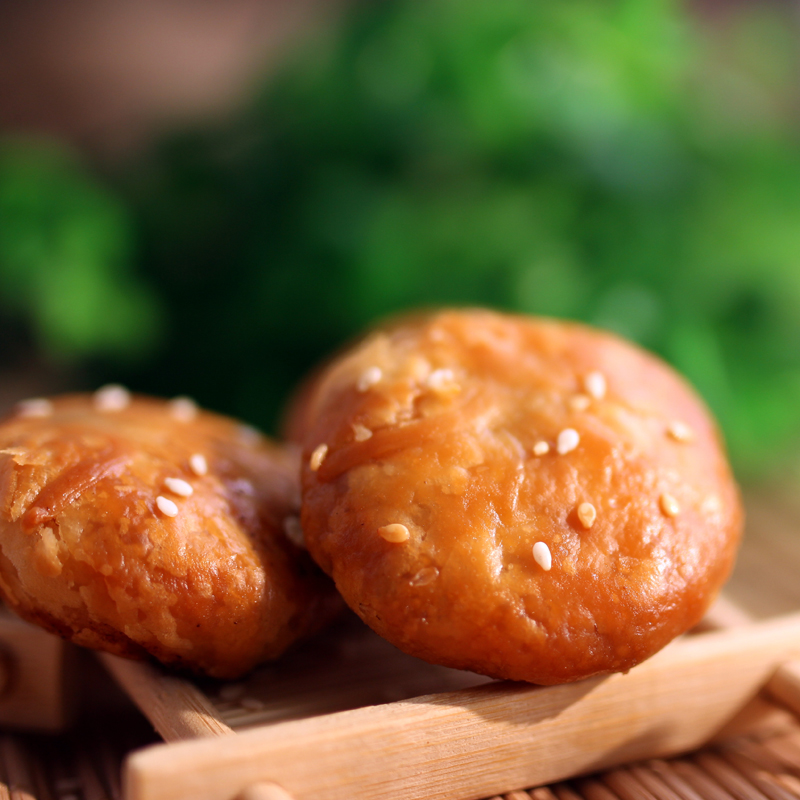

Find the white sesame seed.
xmin=577 ymin=502 xmax=597 ymax=529
xmin=357 ymin=366 xmax=382 ymax=392
xmin=557 ymin=428 xmax=580 ymax=455
xmin=156 ymin=496 xmax=179 ymax=517
xmin=584 ymin=371 xmax=607 ymax=400
xmin=352 ymin=423 xmax=373 ymax=442
xmin=667 ymin=420 xmax=694 ymax=443
xmin=283 ymin=515 xmax=305 ymax=548
xmin=533 ymin=541 xmax=552 ymax=571
xmin=378 ymin=523 xmax=410 ymax=543
xmin=189 ymin=453 xmax=208 ymax=476
xmin=164 ymin=477 xmax=193 ymax=497
xmin=426 ymin=368 xmax=458 ymax=392
xmin=659 ymin=493 xmax=680 ymax=517
xmin=409 ymin=566 xmax=439 ymax=587
xmin=16 ymin=398 xmax=53 ymax=418
xmin=93 ymin=384 xmax=130 ymax=412
xmin=569 ymin=394 xmax=591 ymax=412
xmin=168 ymin=396 xmax=198 ymax=422
xmin=310 ymin=443 xmax=328 ymax=471
xmin=532 ymin=441 xmax=550 ymax=456
xmin=702 ymin=494 xmax=721 ymax=515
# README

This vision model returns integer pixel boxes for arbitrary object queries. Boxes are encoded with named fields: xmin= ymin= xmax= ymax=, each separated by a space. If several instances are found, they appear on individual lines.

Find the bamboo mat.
xmin=2 ymin=488 xmax=800 ymax=800
xmin=0 ymin=654 xmax=159 ymax=800
xmin=0 ymin=723 xmax=155 ymax=800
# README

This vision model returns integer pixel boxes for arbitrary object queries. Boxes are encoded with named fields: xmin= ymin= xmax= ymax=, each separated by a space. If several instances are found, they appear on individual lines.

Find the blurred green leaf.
xmin=120 ymin=0 xmax=800 ymax=480
xmin=0 ymin=140 xmax=162 ymax=362
xmin=3 ymin=0 xmax=800 ymax=483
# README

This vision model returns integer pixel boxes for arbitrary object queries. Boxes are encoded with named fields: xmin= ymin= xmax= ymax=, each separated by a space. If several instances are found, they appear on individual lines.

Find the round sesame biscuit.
xmin=291 ymin=310 xmax=743 ymax=684
xmin=0 ymin=390 xmax=339 ymax=679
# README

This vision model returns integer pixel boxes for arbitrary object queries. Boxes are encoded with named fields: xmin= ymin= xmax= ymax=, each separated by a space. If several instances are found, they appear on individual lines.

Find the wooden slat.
xmin=708 ymin=697 xmax=798 ymax=746
xmin=691 ymin=753 xmax=773 ymax=800
xmin=602 ymin=769 xmax=660 ymax=800
xmin=125 ymin=612 xmax=800 ymax=800
xmin=98 ymin=615 xmax=490 ymax=740
xmin=702 ymin=597 xmax=800 ymax=720
xmin=643 ymin=762 xmax=710 ymax=800
xmin=209 ymin=617 xmax=490 ymax=732
xmin=236 ymin=784 xmax=298 ymax=800
xmin=627 ymin=765 xmax=695 ymax=800
xmin=762 ymin=663 xmax=800 ymax=719
xmin=529 ymin=787 xmax=562 ymax=800
xmin=550 ymin=784 xmax=584 ymax=800
xmin=577 ymin=779 xmax=623 ymax=800
xmin=759 ymin=732 xmax=800 ymax=776
xmin=98 ymin=654 xmax=234 ymax=740
xmin=715 ymin=750 xmax=798 ymax=800
xmin=0 ymin=610 xmax=77 ymax=732
xmin=666 ymin=761 xmax=739 ymax=800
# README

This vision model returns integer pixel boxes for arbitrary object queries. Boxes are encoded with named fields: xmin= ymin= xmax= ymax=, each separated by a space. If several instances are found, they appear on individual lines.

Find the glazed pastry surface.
xmin=0 ymin=390 xmax=337 ymax=679
xmin=292 ymin=310 xmax=743 ymax=684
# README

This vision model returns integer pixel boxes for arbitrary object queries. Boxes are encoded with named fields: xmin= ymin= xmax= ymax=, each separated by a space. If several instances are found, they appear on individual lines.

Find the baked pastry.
xmin=290 ymin=309 xmax=743 ymax=684
xmin=0 ymin=387 xmax=338 ymax=679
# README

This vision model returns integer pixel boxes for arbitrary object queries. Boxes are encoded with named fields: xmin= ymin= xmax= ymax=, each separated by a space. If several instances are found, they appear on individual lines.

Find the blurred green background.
xmin=1 ymin=0 xmax=799 ymax=482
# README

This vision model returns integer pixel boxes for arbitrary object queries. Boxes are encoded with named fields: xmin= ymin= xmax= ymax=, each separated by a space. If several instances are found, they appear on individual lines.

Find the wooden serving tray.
xmin=0 ymin=605 xmax=78 ymax=732
xmin=98 ymin=491 xmax=800 ymax=800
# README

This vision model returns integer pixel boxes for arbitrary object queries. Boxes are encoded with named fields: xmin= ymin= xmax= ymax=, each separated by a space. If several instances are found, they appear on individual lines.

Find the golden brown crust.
xmin=292 ymin=310 xmax=743 ymax=684
xmin=0 ymin=390 xmax=338 ymax=679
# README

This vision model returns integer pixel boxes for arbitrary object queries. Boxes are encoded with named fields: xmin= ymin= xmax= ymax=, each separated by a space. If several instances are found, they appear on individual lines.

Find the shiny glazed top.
xmin=293 ymin=310 xmax=743 ymax=684
xmin=0 ymin=391 xmax=336 ymax=679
